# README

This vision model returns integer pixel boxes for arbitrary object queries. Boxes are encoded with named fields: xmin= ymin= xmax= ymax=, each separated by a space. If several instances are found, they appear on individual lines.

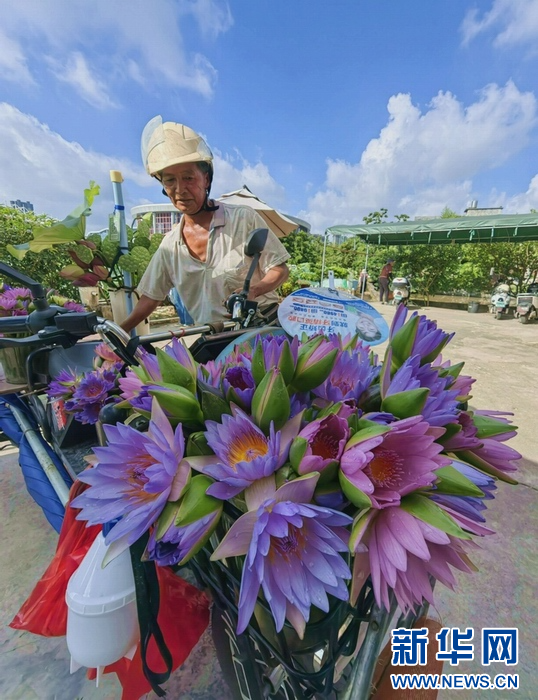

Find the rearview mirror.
xmin=244 ymin=228 xmax=268 ymax=257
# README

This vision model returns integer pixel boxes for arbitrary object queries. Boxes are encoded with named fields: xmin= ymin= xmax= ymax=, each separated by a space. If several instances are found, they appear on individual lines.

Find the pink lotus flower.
xmin=351 ymin=506 xmax=475 ymax=611
xmin=290 ymin=413 xmax=350 ymax=475
xmin=340 ymin=416 xmax=449 ymax=508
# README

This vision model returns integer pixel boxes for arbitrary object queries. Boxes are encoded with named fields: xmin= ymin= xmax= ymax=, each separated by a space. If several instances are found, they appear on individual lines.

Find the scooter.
xmin=489 ymin=281 xmax=517 ymax=320
xmin=515 ymin=282 xmax=538 ymax=324
xmin=391 ymin=276 xmax=411 ymax=306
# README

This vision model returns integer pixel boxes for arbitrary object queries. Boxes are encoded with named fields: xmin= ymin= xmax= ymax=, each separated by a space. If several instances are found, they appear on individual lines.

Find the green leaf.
xmin=175 ymin=474 xmax=222 ymax=526
xmin=6 ymin=243 xmax=29 ymax=260
xmin=339 ymin=471 xmax=372 ymax=510
xmin=472 ymin=414 xmax=517 ymax=439
xmin=155 ymin=347 xmax=196 ymax=393
xmin=381 ymin=388 xmax=430 ymax=419
xmin=433 ymin=465 xmax=485 ymax=497
xmin=289 ymin=436 xmax=308 ymax=472
xmin=400 ymin=493 xmax=472 ymax=539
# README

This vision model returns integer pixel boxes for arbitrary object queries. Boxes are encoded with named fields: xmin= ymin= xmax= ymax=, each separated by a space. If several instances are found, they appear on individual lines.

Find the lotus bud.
xmin=175 ymin=474 xmax=222 ymax=527
xmin=148 ymin=386 xmax=204 ymax=426
xmin=186 ymin=431 xmax=215 ymax=457
xmin=290 ymin=337 xmax=338 ymax=392
xmin=156 ymin=347 xmax=196 ymax=394
xmin=381 ymin=387 xmax=430 ymax=419
xmin=251 ymin=367 xmax=291 ymax=433
xmin=60 ymin=263 xmax=85 ymax=280
xmin=251 ymin=336 xmax=296 ymax=386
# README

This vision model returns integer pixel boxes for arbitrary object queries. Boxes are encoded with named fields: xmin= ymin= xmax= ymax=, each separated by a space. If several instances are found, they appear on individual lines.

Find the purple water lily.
xmin=212 ymin=474 xmax=352 ymax=637
xmin=202 ymin=406 xmax=283 ymax=500
xmin=47 ymin=368 xmax=81 ymax=399
xmin=390 ymin=304 xmax=454 ymax=365
xmin=432 ymin=460 xmax=496 ymax=525
xmin=119 ymin=370 xmax=153 ymax=412
xmin=147 ymin=510 xmax=221 ymax=567
xmin=387 ymin=356 xmax=460 ymax=427
xmin=313 ymin=343 xmax=380 ymax=406
xmin=223 ymin=365 xmax=256 ymax=411
xmin=72 ymin=399 xmax=186 ymax=556
xmin=341 ymin=416 xmax=449 ymax=508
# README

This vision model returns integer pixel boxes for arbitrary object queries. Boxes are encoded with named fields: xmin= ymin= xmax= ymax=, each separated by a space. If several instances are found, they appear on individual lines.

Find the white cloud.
xmin=0 ymin=103 xmax=146 ymax=227
xmin=1 ymin=0 xmax=233 ymax=102
xmin=301 ymin=82 xmax=538 ymax=233
xmin=212 ymin=153 xmax=288 ymax=208
xmin=49 ymin=52 xmax=119 ymax=110
xmin=0 ymin=28 xmax=34 ymax=84
xmin=461 ymin=0 xmax=538 ymax=48
xmin=0 ymin=103 xmax=288 ymax=230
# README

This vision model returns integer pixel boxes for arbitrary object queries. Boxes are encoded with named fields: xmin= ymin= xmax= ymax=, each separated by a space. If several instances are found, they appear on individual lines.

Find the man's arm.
xmin=247 ymin=263 xmax=289 ymax=300
xmin=120 ymin=294 xmax=160 ymax=332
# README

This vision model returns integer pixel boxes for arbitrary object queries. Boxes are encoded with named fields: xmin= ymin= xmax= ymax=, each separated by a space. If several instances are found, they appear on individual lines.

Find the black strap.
xmin=130 ymin=534 xmax=173 ymax=697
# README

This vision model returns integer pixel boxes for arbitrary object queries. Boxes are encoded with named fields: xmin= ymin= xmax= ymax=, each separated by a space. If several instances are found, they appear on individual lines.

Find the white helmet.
xmin=141 ymin=116 xmax=213 ymax=176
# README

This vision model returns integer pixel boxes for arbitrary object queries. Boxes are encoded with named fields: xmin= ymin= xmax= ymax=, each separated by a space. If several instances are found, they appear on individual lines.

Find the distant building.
xmin=10 ymin=199 xmax=34 ymax=212
xmin=130 ymin=203 xmax=180 ymax=233
xmin=463 ymin=200 xmax=503 ymax=217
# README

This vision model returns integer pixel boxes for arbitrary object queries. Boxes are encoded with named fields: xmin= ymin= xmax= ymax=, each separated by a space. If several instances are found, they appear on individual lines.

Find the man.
xmin=121 ymin=118 xmax=289 ymax=332
xmin=378 ymin=258 xmax=394 ymax=305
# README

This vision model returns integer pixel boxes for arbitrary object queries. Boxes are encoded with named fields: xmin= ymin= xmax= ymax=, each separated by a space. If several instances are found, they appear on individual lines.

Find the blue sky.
xmin=1 ymin=0 xmax=538 ymax=233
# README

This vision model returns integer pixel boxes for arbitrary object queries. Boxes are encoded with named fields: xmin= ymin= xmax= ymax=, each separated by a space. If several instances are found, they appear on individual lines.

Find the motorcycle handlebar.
xmin=0 ymin=315 xmax=32 ymax=335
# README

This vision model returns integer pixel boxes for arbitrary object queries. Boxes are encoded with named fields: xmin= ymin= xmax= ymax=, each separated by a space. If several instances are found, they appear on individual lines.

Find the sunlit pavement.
xmin=1 ymin=305 xmax=536 ymax=699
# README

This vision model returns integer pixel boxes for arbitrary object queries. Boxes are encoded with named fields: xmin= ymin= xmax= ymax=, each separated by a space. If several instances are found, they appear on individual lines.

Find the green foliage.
xmin=0 ymin=205 xmax=74 ymax=295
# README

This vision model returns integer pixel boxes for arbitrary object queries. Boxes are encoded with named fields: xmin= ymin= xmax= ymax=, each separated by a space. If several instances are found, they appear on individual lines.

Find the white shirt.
xmin=137 ymin=202 xmax=290 ymax=324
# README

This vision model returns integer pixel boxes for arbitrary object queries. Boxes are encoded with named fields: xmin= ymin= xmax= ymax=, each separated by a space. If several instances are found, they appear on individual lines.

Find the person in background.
xmin=378 ymin=258 xmax=394 ymax=304
xmin=358 ymin=269 xmax=369 ymax=295
xmin=120 ymin=117 xmax=289 ymax=332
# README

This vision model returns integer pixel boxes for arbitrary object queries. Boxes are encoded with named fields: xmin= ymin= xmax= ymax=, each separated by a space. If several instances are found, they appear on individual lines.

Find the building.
xmin=463 ymin=200 xmax=503 ymax=217
xmin=10 ymin=200 xmax=34 ymax=212
xmin=130 ymin=203 xmax=180 ymax=233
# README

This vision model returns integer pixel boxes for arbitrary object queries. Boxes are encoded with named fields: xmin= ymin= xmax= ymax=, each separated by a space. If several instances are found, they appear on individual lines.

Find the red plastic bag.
xmin=10 ymin=480 xmax=101 ymax=636
xmin=87 ymin=565 xmax=210 ymax=700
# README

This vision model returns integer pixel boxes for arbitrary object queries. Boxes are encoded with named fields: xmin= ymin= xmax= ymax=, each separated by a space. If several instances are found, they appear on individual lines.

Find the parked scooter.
xmin=489 ymin=280 xmax=517 ymax=320
xmin=391 ymin=276 xmax=411 ymax=306
xmin=515 ymin=282 xmax=538 ymax=324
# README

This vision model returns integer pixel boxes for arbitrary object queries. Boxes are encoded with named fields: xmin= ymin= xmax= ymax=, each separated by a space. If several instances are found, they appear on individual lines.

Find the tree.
xmin=0 ymin=205 xmax=74 ymax=295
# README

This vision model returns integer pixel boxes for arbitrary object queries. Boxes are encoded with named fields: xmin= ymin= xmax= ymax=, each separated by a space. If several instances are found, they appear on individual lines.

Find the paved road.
xmin=0 ymin=304 xmax=536 ymax=699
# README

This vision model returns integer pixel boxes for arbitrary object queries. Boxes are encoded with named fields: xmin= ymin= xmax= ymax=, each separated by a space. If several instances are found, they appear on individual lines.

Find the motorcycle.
xmin=489 ymin=280 xmax=517 ymax=320
xmin=390 ymin=276 xmax=411 ymax=306
xmin=0 ymin=231 xmax=427 ymax=700
xmin=515 ymin=282 xmax=538 ymax=325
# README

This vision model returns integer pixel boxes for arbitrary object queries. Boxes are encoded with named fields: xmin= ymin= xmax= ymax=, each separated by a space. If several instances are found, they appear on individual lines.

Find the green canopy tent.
xmin=322 ymin=213 xmax=538 ymax=292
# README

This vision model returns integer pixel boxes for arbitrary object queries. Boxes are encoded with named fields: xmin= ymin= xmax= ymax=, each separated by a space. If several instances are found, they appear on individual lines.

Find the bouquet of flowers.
xmin=0 ymin=285 xmax=86 ymax=328
xmin=71 ymin=306 xmax=520 ymax=650
xmin=46 ymin=343 xmax=123 ymax=425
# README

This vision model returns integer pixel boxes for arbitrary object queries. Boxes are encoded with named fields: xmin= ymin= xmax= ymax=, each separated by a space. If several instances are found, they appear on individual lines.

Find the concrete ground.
xmin=0 ymin=304 xmax=536 ymax=699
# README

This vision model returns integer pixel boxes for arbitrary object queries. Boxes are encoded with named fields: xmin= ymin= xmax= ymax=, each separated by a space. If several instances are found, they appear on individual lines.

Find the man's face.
xmin=160 ymin=162 xmax=209 ymax=215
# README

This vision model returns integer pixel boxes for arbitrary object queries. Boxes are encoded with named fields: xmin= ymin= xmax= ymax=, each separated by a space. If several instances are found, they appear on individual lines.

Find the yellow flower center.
xmin=227 ymin=429 xmax=268 ymax=469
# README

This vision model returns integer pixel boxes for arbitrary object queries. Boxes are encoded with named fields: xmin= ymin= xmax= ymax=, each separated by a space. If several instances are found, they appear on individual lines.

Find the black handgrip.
xmin=0 ymin=315 xmax=31 ymax=334
xmin=0 ymin=262 xmax=48 ymax=310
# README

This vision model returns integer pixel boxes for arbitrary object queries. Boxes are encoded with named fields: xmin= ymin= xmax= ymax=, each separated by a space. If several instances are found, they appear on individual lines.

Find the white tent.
xmin=218 ymin=185 xmax=302 ymax=238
